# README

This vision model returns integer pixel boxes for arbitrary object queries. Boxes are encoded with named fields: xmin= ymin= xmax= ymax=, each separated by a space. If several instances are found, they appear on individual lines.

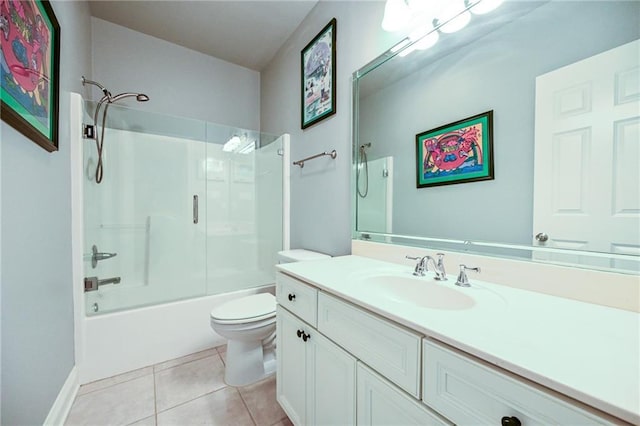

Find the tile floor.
xmin=65 ymin=346 xmax=291 ymax=426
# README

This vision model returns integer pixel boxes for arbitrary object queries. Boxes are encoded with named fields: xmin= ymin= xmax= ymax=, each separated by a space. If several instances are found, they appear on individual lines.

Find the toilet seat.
xmin=210 ymin=293 xmax=276 ymax=325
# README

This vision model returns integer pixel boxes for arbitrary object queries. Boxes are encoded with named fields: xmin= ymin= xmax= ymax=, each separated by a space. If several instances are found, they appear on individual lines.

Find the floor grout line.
xmin=154 ymin=385 xmax=231 ymax=416
xmin=153 ymin=368 xmax=158 ymax=425
xmin=237 ymin=386 xmax=258 ymax=426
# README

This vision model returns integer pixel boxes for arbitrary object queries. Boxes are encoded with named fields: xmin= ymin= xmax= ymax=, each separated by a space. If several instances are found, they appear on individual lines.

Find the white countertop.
xmin=277 ymin=255 xmax=640 ymax=424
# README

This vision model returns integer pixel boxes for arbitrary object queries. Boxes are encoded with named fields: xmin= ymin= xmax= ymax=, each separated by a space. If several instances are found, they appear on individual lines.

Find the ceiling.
xmin=89 ymin=1 xmax=319 ymax=71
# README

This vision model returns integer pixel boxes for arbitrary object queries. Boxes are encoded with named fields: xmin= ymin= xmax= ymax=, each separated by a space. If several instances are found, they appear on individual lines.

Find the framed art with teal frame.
xmin=416 ymin=111 xmax=494 ymax=188
xmin=1 ymin=0 xmax=60 ymax=152
xmin=301 ymin=18 xmax=336 ymax=129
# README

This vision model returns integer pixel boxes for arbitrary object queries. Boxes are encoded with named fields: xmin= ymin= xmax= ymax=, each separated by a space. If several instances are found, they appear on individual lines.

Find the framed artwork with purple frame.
xmin=0 ymin=0 xmax=60 ymax=152
xmin=416 ymin=111 xmax=494 ymax=188
xmin=301 ymin=18 xmax=336 ymax=129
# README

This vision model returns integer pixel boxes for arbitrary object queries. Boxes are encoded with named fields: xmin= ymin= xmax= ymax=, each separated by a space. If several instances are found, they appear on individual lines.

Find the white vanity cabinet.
xmin=276 ymin=301 xmax=357 ymax=425
xmin=423 ymin=339 xmax=615 ymax=425
xmin=276 ymin=270 xmax=624 ymax=426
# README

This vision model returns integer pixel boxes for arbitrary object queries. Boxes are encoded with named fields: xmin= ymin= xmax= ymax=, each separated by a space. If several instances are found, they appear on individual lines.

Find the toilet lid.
xmin=210 ymin=293 xmax=276 ymax=322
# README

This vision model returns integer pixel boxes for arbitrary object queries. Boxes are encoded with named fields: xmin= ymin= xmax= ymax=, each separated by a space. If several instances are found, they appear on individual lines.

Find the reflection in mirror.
xmin=353 ymin=0 xmax=640 ymax=273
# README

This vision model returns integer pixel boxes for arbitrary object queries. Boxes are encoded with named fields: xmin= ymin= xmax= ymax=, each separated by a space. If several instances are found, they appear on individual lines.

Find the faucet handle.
xmin=455 ymin=264 xmax=480 ymax=287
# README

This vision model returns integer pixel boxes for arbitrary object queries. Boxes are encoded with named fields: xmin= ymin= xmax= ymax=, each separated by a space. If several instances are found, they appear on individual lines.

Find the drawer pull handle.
xmin=501 ymin=416 xmax=521 ymax=426
xmin=288 ymin=293 xmax=296 ymax=301
xmin=296 ymin=329 xmax=303 ymax=338
xmin=302 ymin=332 xmax=310 ymax=342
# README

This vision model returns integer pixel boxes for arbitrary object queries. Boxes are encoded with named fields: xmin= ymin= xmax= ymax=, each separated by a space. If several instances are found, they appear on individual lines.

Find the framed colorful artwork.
xmin=301 ymin=18 xmax=336 ymax=129
xmin=416 ymin=111 xmax=494 ymax=188
xmin=1 ymin=0 xmax=60 ymax=152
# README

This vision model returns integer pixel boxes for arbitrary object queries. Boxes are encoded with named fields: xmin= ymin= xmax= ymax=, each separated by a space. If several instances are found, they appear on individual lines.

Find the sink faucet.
xmin=406 ymin=254 xmax=447 ymax=280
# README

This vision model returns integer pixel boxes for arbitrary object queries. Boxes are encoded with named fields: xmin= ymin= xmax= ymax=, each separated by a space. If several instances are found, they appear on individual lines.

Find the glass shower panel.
xmin=205 ymin=126 xmax=282 ymax=295
xmin=83 ymin=102 xmax=207 ymax=315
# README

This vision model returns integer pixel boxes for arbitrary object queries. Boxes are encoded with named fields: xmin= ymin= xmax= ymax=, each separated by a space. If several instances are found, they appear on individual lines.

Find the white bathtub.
xmin=77 ymin=285 xmax=274 ymax=383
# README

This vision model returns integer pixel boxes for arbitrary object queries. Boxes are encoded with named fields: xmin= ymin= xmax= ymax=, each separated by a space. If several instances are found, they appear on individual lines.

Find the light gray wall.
xmin=358 ymin=1 xmax=640 ymax=245
xmin=0 ymin=1 xmax=92 ymax=424
xmin=261 ymin=1 xmax=397 ymax=256
xmin=91 ymin=17 xmax=261 ymax=130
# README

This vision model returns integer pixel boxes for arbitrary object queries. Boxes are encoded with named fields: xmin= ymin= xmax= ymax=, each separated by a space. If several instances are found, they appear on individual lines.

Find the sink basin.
xmin=366 ymin=275 xmax=476 ymax=310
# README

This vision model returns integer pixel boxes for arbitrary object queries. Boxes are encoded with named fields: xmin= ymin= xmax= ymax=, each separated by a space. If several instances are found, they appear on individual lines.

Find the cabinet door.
xmin=276 ymin=306 xmax=308 ymax=425
xmin=306 ymin=329 xmax=357 ymax=426
xmin=357 ymin=363 xmax=452 ymax=426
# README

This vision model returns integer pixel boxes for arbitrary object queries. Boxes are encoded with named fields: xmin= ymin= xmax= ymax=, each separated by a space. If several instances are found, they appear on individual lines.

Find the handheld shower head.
xmin=81 ymin=76 xmax=150 ymax=184
xmin=109 ymin=92 xmax=150 ymax=103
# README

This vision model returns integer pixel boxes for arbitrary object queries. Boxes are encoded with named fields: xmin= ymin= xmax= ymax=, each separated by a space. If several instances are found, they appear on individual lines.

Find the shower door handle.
xmin=193 ymin=195 xmax=199 ymax=224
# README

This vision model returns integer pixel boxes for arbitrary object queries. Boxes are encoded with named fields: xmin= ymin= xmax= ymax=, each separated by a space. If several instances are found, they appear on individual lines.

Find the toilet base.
xmin=224 ymin=339 xmax=276 ymax=387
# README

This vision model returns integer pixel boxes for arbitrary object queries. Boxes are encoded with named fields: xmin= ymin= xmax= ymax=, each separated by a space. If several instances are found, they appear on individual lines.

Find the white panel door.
xmin=357 ymin=363 xmax=451 ymax=426
xmin=306 ymin=328 xmax=357 ymax=426
xmin=533 ymin=40 xmax=640 ymax=263
xmin=276 ymin=306 xmax=307 ymax=425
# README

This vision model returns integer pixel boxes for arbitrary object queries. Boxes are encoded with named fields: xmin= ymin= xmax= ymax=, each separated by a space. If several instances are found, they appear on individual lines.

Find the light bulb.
xmin=382 ymin=0 xmax=411 ymax=32
xmin=470 ymin=0 xmax=504 ymax=15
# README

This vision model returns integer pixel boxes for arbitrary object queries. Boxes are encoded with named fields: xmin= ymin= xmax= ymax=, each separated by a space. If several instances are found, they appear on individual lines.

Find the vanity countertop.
xmin=276 ymin=255 xmax=640 ymax=424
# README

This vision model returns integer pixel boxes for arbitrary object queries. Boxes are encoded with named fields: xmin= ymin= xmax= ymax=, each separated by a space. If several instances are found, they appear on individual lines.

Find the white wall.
xmin=90 ymin=17 xmax=261 ymax=130
xmin=0 ymin=2 xmax=92 ymax=424
xmin=261 ymin=1 xmax=398 ymax=256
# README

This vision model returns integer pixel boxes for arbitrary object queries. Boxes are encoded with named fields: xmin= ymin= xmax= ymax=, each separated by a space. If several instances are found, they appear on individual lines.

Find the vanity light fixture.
xmin=381 ymin=0 xmax=411 ymax=32
xmin=383 ymin=0 xmax=505 ymax=58
xmin=223 ymin=135 xmax=242 ymax=152
xmin=222 ymin=134 xmax=256 ymax=154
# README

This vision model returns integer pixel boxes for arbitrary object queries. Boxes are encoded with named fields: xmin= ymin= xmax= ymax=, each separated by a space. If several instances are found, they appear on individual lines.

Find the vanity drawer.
xmin=423 ymin=339 xmax=614 ymax=425
xmin=276 ymin=272 xmax=318 ymax=327
xmin=318 ymin=292 xmax=422 ymax=398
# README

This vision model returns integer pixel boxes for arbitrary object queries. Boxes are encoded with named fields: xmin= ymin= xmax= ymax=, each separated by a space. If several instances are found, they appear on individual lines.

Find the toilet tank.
xmin=277 ymin=249 xmax=331 ymax=264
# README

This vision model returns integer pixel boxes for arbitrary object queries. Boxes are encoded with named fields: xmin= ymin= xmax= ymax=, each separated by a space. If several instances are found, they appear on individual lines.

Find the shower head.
xmin=109 ymin=92 xmax=150 ymax=103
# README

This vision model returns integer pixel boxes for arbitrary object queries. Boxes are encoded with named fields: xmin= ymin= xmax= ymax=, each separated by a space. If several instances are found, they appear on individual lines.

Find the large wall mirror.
xmin=353 ymin=0 xmax=640 ymax=273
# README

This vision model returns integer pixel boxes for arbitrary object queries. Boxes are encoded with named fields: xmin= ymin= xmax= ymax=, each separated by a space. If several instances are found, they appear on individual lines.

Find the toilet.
xmin=210 ymin=249 xmax=330 ymax=386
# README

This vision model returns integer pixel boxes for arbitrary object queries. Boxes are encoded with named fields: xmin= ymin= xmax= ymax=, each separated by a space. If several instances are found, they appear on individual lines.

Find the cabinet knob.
xmin=501 ymin=416 xmax=521 ymax=426
xmin=288 ymin=293 xmax=296 ymax=301
xmin=302 ymin=332 xmax=310 ymax=342
xmin=296 ymin=329 xmax=303 ymax=338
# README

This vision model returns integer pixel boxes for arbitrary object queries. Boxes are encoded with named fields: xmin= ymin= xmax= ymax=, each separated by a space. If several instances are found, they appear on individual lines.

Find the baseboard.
xmin=44 ymin=366 xmax=79 ymax=425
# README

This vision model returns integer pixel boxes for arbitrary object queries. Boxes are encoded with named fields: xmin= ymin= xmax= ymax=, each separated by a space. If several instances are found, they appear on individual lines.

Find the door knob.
xmin=296 ymin=329 xmax=303 ymax=338
xmin=288 ymin=293 xmax=296 ymax=301
xmin=535 ymin=232 xmax=549 ymax=242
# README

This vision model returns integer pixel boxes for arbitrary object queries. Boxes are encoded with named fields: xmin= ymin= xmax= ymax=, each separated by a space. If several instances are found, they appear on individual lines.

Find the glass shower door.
xmin=205 ymin=129 xmax=283 ymax=295
xmin=83 ymin=102 xmax=207 ymax=315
